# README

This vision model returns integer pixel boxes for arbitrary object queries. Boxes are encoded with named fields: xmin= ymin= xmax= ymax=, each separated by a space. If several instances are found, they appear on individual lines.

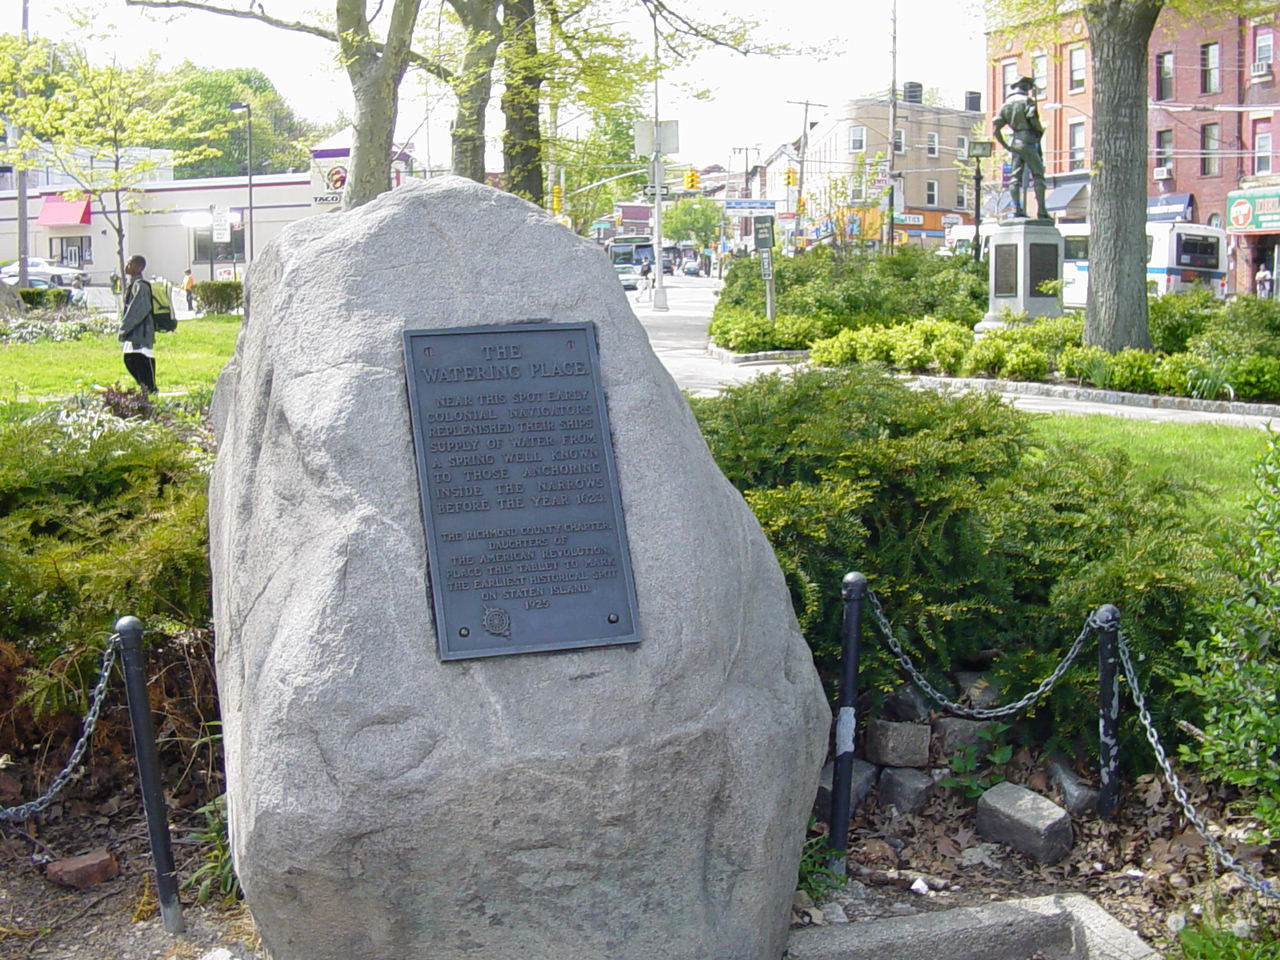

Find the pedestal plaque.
xmin=403 ymin=322 xmax=639 ymax=660
xmin=978 ymin=219 xmax=1064 ymax=334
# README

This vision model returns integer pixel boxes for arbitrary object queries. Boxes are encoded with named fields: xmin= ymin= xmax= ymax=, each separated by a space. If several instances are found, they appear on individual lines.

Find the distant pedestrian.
xmin=1256 ymin=262 xmax=1273 ymax=299
xmin=637 ymin=258 xmax=654 ymax=301
xmin=118 ymin=255 xmax=157 ymax=393
xmin=182 ymin=268 xmax=195 ymax=311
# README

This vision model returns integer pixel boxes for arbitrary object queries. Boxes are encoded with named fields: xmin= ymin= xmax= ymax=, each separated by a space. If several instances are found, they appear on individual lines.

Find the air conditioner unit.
xmin=1252 ymin=60 xmax=1271 ymax=77
xmin=1153 ymin=166 xmax=1173 ymax=181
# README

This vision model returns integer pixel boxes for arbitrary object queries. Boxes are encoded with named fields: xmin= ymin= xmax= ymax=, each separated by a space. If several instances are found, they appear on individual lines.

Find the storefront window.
xmin=48 ymin=235 xmax=92 ymax=266
xmin=193 ymin=222 xmax=246 ymax=263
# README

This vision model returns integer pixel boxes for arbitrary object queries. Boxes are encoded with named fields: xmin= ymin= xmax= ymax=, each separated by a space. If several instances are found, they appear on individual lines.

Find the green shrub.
xmin=809 ymin=328 xmax=859 ymax=366
xmin=1175 ymin=431 xmax=1280 ymax=840
xmin=1108 ymin=348 xmax=1159 ymax=394
xmin=1190 ymin=296 xmax=1280 ymax=360
xmin=849 ymin=325 xmax=896 ymax=364
xmin=999 ymin=343 xmax=1049 ymax=381
xmin=193 ymin=280 xmax=243 ymax=314
xmin=931 ymin=330 xmax=972 ymax=375
xmin=1148 ymin=289 xmax=1217 ymax=354
xmin=17 ymin=287 xmax=70 ymax=310
xmin=709 ymin=308 xmax=779 ymax=354
xmin=1002 ymin=315 xmax=1084 ymax=361
xmin=1059 ymin=344 xmax=1112 ymax=386
xmin=889 ymin=326 xmax=932 ymax=371
xmin=1153 ymin=352 xmax=1196 ymax=397
xmin=961 ymin=336 xmax=1007 ymax=377
xmin=1229 ymin=354 xmax=1280 ymax=403
xmin=691 ymin=365 xmax=1216 ymax=759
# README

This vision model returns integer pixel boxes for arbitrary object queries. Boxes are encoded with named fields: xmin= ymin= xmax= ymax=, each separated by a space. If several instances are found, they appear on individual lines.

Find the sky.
xmin=9 ymin=0 xmax=988 ymax=171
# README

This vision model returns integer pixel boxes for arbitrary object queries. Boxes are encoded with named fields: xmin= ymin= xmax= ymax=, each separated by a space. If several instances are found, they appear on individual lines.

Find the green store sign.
xmin=1228 ymin=188 xmax=1280 ymax=231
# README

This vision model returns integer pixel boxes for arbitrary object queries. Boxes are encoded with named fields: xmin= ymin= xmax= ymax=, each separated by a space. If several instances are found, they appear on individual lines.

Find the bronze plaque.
xmin=993 ymin=243 xmax=1018 ymax=297
xmin=403 ymin=322 xmax=639 ymax=660
xmin=1029 ymin=242 xmax=1060 ymax=298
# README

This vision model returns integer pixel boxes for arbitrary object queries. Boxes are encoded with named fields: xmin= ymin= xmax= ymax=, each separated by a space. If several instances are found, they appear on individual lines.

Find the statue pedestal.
xmin=976 ymin=218 xmax=1064 ymax=336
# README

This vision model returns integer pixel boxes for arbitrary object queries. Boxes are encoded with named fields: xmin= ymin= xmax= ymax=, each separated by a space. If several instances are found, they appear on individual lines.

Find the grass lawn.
xmin=1027 ymin=413 xmax=1270 ymax=526
xmin=0 ymin=315 xmax=242 ymax=402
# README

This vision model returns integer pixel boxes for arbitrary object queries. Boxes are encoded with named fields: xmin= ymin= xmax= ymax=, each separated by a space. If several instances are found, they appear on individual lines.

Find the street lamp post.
xmin=229 ymin=101 xmax=254 ymax=263
xmin=966 ymin=140 xmax=994 ymax=265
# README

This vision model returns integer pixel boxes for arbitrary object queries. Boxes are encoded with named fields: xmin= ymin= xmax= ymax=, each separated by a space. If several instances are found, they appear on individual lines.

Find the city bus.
xmin=1060 ymin=221 xmax=1228 ymax=308
xmin=604 ymin=235 xmax=655 ymax=267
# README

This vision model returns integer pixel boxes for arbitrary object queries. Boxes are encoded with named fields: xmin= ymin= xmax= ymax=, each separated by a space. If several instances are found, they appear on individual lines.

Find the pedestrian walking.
xmin=1256 ymin=262 xmax=1273 ymax=299
xmin=637 ymin=258 xmax=654 ymax=302
xmin=118 ymin=255 xmax=157 ymax=394
xmin=181 ymin=268 xmax=195 ymax=312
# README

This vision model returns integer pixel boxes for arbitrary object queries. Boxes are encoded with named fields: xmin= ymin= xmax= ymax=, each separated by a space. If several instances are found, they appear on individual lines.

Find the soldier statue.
xmin=992 ymin=75 xmax=1047 ymax=220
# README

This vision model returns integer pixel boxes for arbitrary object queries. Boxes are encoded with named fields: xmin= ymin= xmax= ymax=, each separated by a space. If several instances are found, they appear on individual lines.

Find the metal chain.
xmin=866 ymin=590 xmax=1094 ymax=719
xmin=0 ymin=635 xmax=120 ymax=824
xmin=1116 ymin=631 xmax=1278 ymax=901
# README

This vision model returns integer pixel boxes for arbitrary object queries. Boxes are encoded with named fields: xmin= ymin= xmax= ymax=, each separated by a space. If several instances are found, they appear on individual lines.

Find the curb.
xmin=705 ymin=344 xmax=809 ymax=365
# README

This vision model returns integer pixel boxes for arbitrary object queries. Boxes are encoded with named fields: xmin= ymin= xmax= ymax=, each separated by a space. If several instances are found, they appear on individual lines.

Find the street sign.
xmin=725 ymin=199 xmax=776 ymax=218
xmin=753 ymin=215 xmax=775 ymax=250
xmin=212 ymin=207 xmax=231 ymax=243
xmin=759 ymin=248 xmax=774 ymax=281
xmin=642 ymin=184 xmax=671 ymax=198
xmin=634 ymin=120 xmax=679 ymax=155
xmin=941 ymin=213 xmax=964 ymax=228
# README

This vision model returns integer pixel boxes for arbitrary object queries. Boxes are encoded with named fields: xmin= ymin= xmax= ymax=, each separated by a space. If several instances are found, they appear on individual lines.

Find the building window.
xmin=1208 ymin=213 xmax=1222 ymax=229
xmin=1155 ymin=129 xmax=1173 ymax=169
xmin=849 ymin=125 xmax=866 ymax=152
xmin=1257 ymin=29 xmax=1274 ymax=65
xmin=957 ymin=135 xmax=969 ymax=157
xmin=850 ymin=176 xmax=865 ymax=201
xmin=1001 ymin=59 xmax=1018 ymax=96
xmin=1155 ymin=52 xmax=1174 ymax=100
xmin=1201 ymin=42 xmax=1220 ymax=94
xmin=1068 ymin=46 xmax=1086 ymax=92
xmin=1256 ymin=122 xmax=1272 ymax=175
xmin=926 ymin=180 xmax=938 ymax=206
xmin=1068 ymin=120 xmax=1086 ymax=171
xmin=194 ymin=222 xmax=246 ymax=262
xmin=1200 ymin=122 xmax=1220 ymax=175
xmin=1032 ymin=54 xmax=1048 ymax=96
xmin=49 ymin=235 xmax=93 ymax=266
xmin=926 ymin=132 xmax=939 ymax=157
xmin=956 ymin=180 xmax=971 ymax=209
xmin=894 ymin=128 xmax=905 ymax=153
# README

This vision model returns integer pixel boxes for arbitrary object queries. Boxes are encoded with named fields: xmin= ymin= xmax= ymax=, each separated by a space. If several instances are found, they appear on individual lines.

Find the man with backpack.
xmin=118 ymin=255 xmax=158 ymax=393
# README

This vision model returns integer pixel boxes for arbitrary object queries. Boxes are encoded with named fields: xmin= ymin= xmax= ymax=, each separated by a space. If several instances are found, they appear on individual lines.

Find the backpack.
xmin=151 ymin=281 xmax=176 ymax=332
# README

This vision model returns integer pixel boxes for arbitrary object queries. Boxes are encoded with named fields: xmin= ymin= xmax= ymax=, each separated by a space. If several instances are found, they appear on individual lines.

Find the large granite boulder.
xmin=207 ymin=176 xmax=830 ymax=960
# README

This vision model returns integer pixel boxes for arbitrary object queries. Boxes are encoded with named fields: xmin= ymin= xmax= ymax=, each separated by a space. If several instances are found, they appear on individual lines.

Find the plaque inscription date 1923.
xmin=403 ymin=322 xmax=639 ymax=660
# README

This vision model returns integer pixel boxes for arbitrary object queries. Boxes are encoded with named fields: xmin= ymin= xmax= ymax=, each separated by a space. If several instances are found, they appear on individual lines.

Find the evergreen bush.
xmin=193 ymin=280 xmax=243 ymax=314
xmin=1148 ymin=289 xmax=1217 ymax=354
xmin=17 ymin=287 xmax=71 ymax=310
xmin=999 ymin=342 xmax=1050 ymax=381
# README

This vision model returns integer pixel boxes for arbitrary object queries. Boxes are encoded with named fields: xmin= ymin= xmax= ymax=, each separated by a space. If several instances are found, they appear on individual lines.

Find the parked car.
xmin=614 ymin=264 xmax=641 ymax=290
xmin=1 ymin=276 xmax=53 ymax=288
xmin=682 ymin=261 xmax=701 ymax=276
xmin=0 ymin=257 xmax=90 ymax=287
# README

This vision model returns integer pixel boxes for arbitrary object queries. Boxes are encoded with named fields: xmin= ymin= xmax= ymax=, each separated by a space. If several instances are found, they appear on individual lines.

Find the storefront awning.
xmin=36 ymin=196 xmax=91 ymax=226
xmin=1147 ymin=193 xmax=1192 ymax=221
xmin=1227 ymin=187 xmax=1280 ymax=233
xmin=1046 ymin=182 xmax=1086 ymax=211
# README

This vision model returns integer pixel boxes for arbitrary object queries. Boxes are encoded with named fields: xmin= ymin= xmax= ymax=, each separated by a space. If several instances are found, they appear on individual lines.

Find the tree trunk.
xmin=450 ymin=0 xmax=502 ymax=183
xmin=338 ymin=0 xmax=423 ymax=209
xmin=501 ymin=0 xmax=544 ymax=203
xmin=1083 ymin=0 xmax=1162 ymax=351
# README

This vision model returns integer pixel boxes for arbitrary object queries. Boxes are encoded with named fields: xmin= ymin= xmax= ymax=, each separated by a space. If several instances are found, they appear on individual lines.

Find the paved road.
xmin=627 ymin=277 xmax=1276 ymax=428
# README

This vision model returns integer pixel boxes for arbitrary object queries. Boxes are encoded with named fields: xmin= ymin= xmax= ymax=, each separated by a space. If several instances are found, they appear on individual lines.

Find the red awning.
xmin=36 ymin=196 xmax=91 ymax=226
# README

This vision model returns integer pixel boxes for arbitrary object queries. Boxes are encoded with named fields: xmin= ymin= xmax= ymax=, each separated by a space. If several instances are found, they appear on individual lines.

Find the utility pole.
xmin=649 ymin=8 xmax=668 ymax=311
xmin=786 ymin=99 xmax=827 ymax=249
xmin=14 ymin=0 xmax=30 ymax=290
xmin=885 ymin=0 xmax=898 ymax=253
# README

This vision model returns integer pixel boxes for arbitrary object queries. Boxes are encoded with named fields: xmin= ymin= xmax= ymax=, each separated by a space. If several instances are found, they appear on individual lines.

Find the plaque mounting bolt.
xmin=459 ymin=627 xmax=470 ymax=637
xmin=607 ymin=614 xmax=619 ymax=624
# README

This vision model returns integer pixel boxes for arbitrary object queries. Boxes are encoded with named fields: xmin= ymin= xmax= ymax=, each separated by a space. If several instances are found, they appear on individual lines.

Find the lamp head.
xmin=229 ymin=101 xmax=250 ymax=114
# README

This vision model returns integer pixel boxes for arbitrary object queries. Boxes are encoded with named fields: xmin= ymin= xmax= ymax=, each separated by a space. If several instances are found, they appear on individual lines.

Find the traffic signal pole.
xmin=650 ymin=10 xmax=668 ymax=311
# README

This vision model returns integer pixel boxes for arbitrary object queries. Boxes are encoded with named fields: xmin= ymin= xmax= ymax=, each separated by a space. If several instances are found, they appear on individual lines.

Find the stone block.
xmin=865 ymin=719 xmax=930 ymax=768
xmin=46 ymin=849 xmax=119 ymax=888
xmin=953 ymin=671 xmax=1001 ymax=709
xmin=1047 ymin=751 xmax=1099 ymax=816
xmin=878 ymin=767 xmax=934 ymax=815
xmin=975 ymin=782 xmax=1072 ymax=864
xmin=814 ymin=759 xmax=880 ymax=819
xmin=933 ymin=717 xmax=991 ymax=757
xmin=207 ymin=177 xmax=830 ymax=960
xmin=882 ymin=682 xmax=931 ymax=722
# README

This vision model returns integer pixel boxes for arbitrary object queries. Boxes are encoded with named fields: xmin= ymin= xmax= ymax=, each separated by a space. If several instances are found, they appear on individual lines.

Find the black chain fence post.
xmin=115 ymin=616 xmax=185 ymax=934
xmin=1095 ymin=604 xmax=1121 ymax=819
xmin=828 ymin=571 xmax=866 ymax=876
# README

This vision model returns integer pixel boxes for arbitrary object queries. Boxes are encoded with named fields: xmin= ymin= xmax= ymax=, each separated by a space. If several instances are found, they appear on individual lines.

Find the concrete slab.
xmin=785 ymin=893 xmax=1158 ymax=960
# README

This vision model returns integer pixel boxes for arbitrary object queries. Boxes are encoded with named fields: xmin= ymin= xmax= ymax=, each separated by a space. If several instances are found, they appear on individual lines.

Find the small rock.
xmin=909 ymin=877 xmax=929 ymax=895
xmin=821 ymin=901 xmax=849 ymax=924
xmin=793 ymin=890 xmax=815 ymax=910
xmin=814 ymin=759 xmax=880 ymax=818
xmin=1047 ymin=751 xmax=1099 ymax=816
xmin=953 ymin=671 xmax=1000 ymax=709
xmin=1166 ymin=912 xmax=1187 ymax=935
xmin=933 ymin=717 xmax=991 ymax=756
xmin=877 ymin=767 xmax=934 ymax=815
xmin=975 ymin=781 xmax=1072 ymax=864
xmin=45 ymin=849 xmax=119 ymax=888
xmin=1231 ymin=919 xmax=1253 ymax=939
xmin=865 ymin=720 xmax=931 ymax=768
xmin=803 ymin=906 xmax=826 ymax=925
xmin=883 ymin=682 xmax=931 ymax=722
xmin=200 ymin=951 xmax=236 ymax=960
xmin=958 ymin=842 xmax=1003 ymax=869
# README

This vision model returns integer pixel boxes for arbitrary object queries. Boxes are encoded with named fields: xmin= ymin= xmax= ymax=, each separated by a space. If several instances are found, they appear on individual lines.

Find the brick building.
xmin=987 ymin=9 xmax=1280 ymax=292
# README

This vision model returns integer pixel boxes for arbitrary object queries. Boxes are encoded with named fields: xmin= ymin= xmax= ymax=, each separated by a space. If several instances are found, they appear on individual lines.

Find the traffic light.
xmin=784 ymin=167 xmax=798 ymax=187
xmin=551 ymin=184 xmax=563 ymax=214
xmin=683 ymin=169 xmax=700 ymax=190
xmin=796 ymin=196 xmax=807 ymax=216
